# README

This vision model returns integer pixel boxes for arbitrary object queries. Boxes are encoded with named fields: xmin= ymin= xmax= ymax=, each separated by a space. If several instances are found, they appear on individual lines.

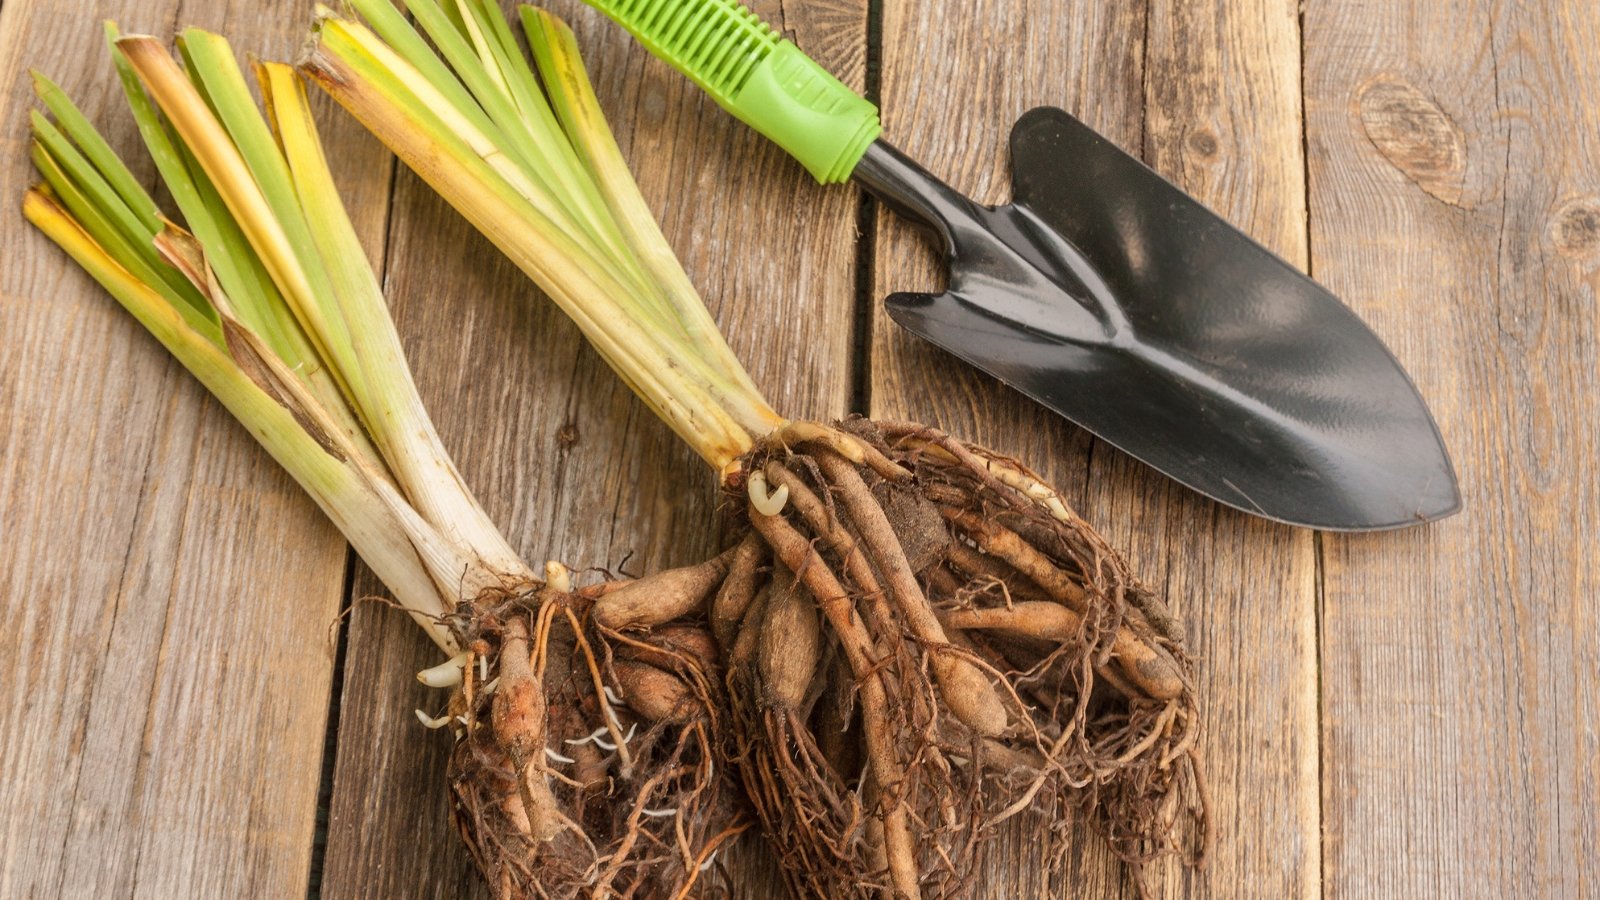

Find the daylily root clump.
xmin=440 ymin=576 xmax=740 ymax=896
xmin=600 ymin=420 xmax=1209 ymax=898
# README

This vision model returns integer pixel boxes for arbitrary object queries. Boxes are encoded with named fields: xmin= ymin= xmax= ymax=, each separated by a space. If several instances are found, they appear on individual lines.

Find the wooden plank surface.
xmin=317 ymin=2 xmax=864 ymax=897
xmin=2 ymin=0 xmax=1598 ymax=897
xmin=0 ymin=1 xmax=381 ymax=896
xmin=869 ymin=0 xmax=1320 ymax=895
xmin=1306 ymin=0 xmax=1600 ymax=895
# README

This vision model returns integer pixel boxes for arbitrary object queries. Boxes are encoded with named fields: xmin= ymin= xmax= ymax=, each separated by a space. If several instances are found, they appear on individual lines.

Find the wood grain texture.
xmin=0 ymin=1 xmax=388 ymax=897
xmin=869 ymin=0 xmax=1319 ymax=896
xmin=316 ymin=2 xmax=865 ymax=897
xmin=6 ymin=0 xmax=1599 ymax=896
xmin=1306 ymin=0 xmax=1600 ymax=896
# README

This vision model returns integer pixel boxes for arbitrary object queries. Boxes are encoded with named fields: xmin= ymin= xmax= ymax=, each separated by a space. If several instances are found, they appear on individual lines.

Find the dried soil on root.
xmin=440 ymin=583 xmax=742 ymax=899
xmin=715 ymin=419 xmax=1209 ymax=898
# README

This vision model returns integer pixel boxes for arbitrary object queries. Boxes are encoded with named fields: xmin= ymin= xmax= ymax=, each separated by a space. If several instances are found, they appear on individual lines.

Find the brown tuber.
xmin=942 ymin=601 xmax=1186 ymax=700
xmin=612 ymin=659 xmax=704 ymax=724
xmin=757 ymin=567 xmax=821 ymax=710
xmin=592 ymin=546 xmax=736 ymax=629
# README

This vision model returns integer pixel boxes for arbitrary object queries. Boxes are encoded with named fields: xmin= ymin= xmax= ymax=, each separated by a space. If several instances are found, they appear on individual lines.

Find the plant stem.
xmin=520 ymin=8 xmax=778 ymax=432
xmin=305 ymin=16 xmax=760 ymax=469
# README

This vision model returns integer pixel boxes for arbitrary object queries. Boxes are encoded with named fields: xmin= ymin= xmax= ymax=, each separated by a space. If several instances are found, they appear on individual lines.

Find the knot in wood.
xmin=555 ymin=420 xmax=579 ymax=449
xmin=1549 ymin=198 xmax=1600 ymax=258
xmin=1185 ymin=127 xmax=1220 ymax=161
xmin=1357 ymin=76 xmax=1468 ymax=208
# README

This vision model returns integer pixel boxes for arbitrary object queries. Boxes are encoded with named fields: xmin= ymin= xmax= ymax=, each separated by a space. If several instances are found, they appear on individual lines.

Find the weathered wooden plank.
xmin=1307 ymin=0 xmax=1600 ymax=895
xmin=870 ymin=0 xmax=1319 ymax=896
xmin=1132 ymin=3 xmax=1322 ymax=896
xmin=317 ymin=1 xmax=866 ymax=896
xmin=0 ymin=1 xmax=389 ymax=897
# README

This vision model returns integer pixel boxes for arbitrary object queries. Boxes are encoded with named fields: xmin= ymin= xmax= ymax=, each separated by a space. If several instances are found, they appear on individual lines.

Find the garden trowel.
xmin=581 ymin=0 xmax=1461 ymax=531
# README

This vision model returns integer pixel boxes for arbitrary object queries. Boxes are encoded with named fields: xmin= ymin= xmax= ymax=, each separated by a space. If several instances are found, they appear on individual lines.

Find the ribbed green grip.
xmin=584 ymin=0 xmax=881 ymax=184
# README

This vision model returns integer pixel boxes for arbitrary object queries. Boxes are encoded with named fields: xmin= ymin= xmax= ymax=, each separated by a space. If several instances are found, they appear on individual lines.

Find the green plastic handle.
xmin=582 ymin=0 xmax=881 ymax=184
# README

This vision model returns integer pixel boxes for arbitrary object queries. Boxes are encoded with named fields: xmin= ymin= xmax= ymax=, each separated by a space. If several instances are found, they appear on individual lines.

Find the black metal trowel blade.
xmin=856 ymin=107 xmax=1459 ymax=530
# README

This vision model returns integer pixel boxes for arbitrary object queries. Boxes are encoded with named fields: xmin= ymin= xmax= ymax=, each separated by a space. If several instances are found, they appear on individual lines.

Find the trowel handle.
xmin=580 ymin=0 xmax=881 ymax=183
